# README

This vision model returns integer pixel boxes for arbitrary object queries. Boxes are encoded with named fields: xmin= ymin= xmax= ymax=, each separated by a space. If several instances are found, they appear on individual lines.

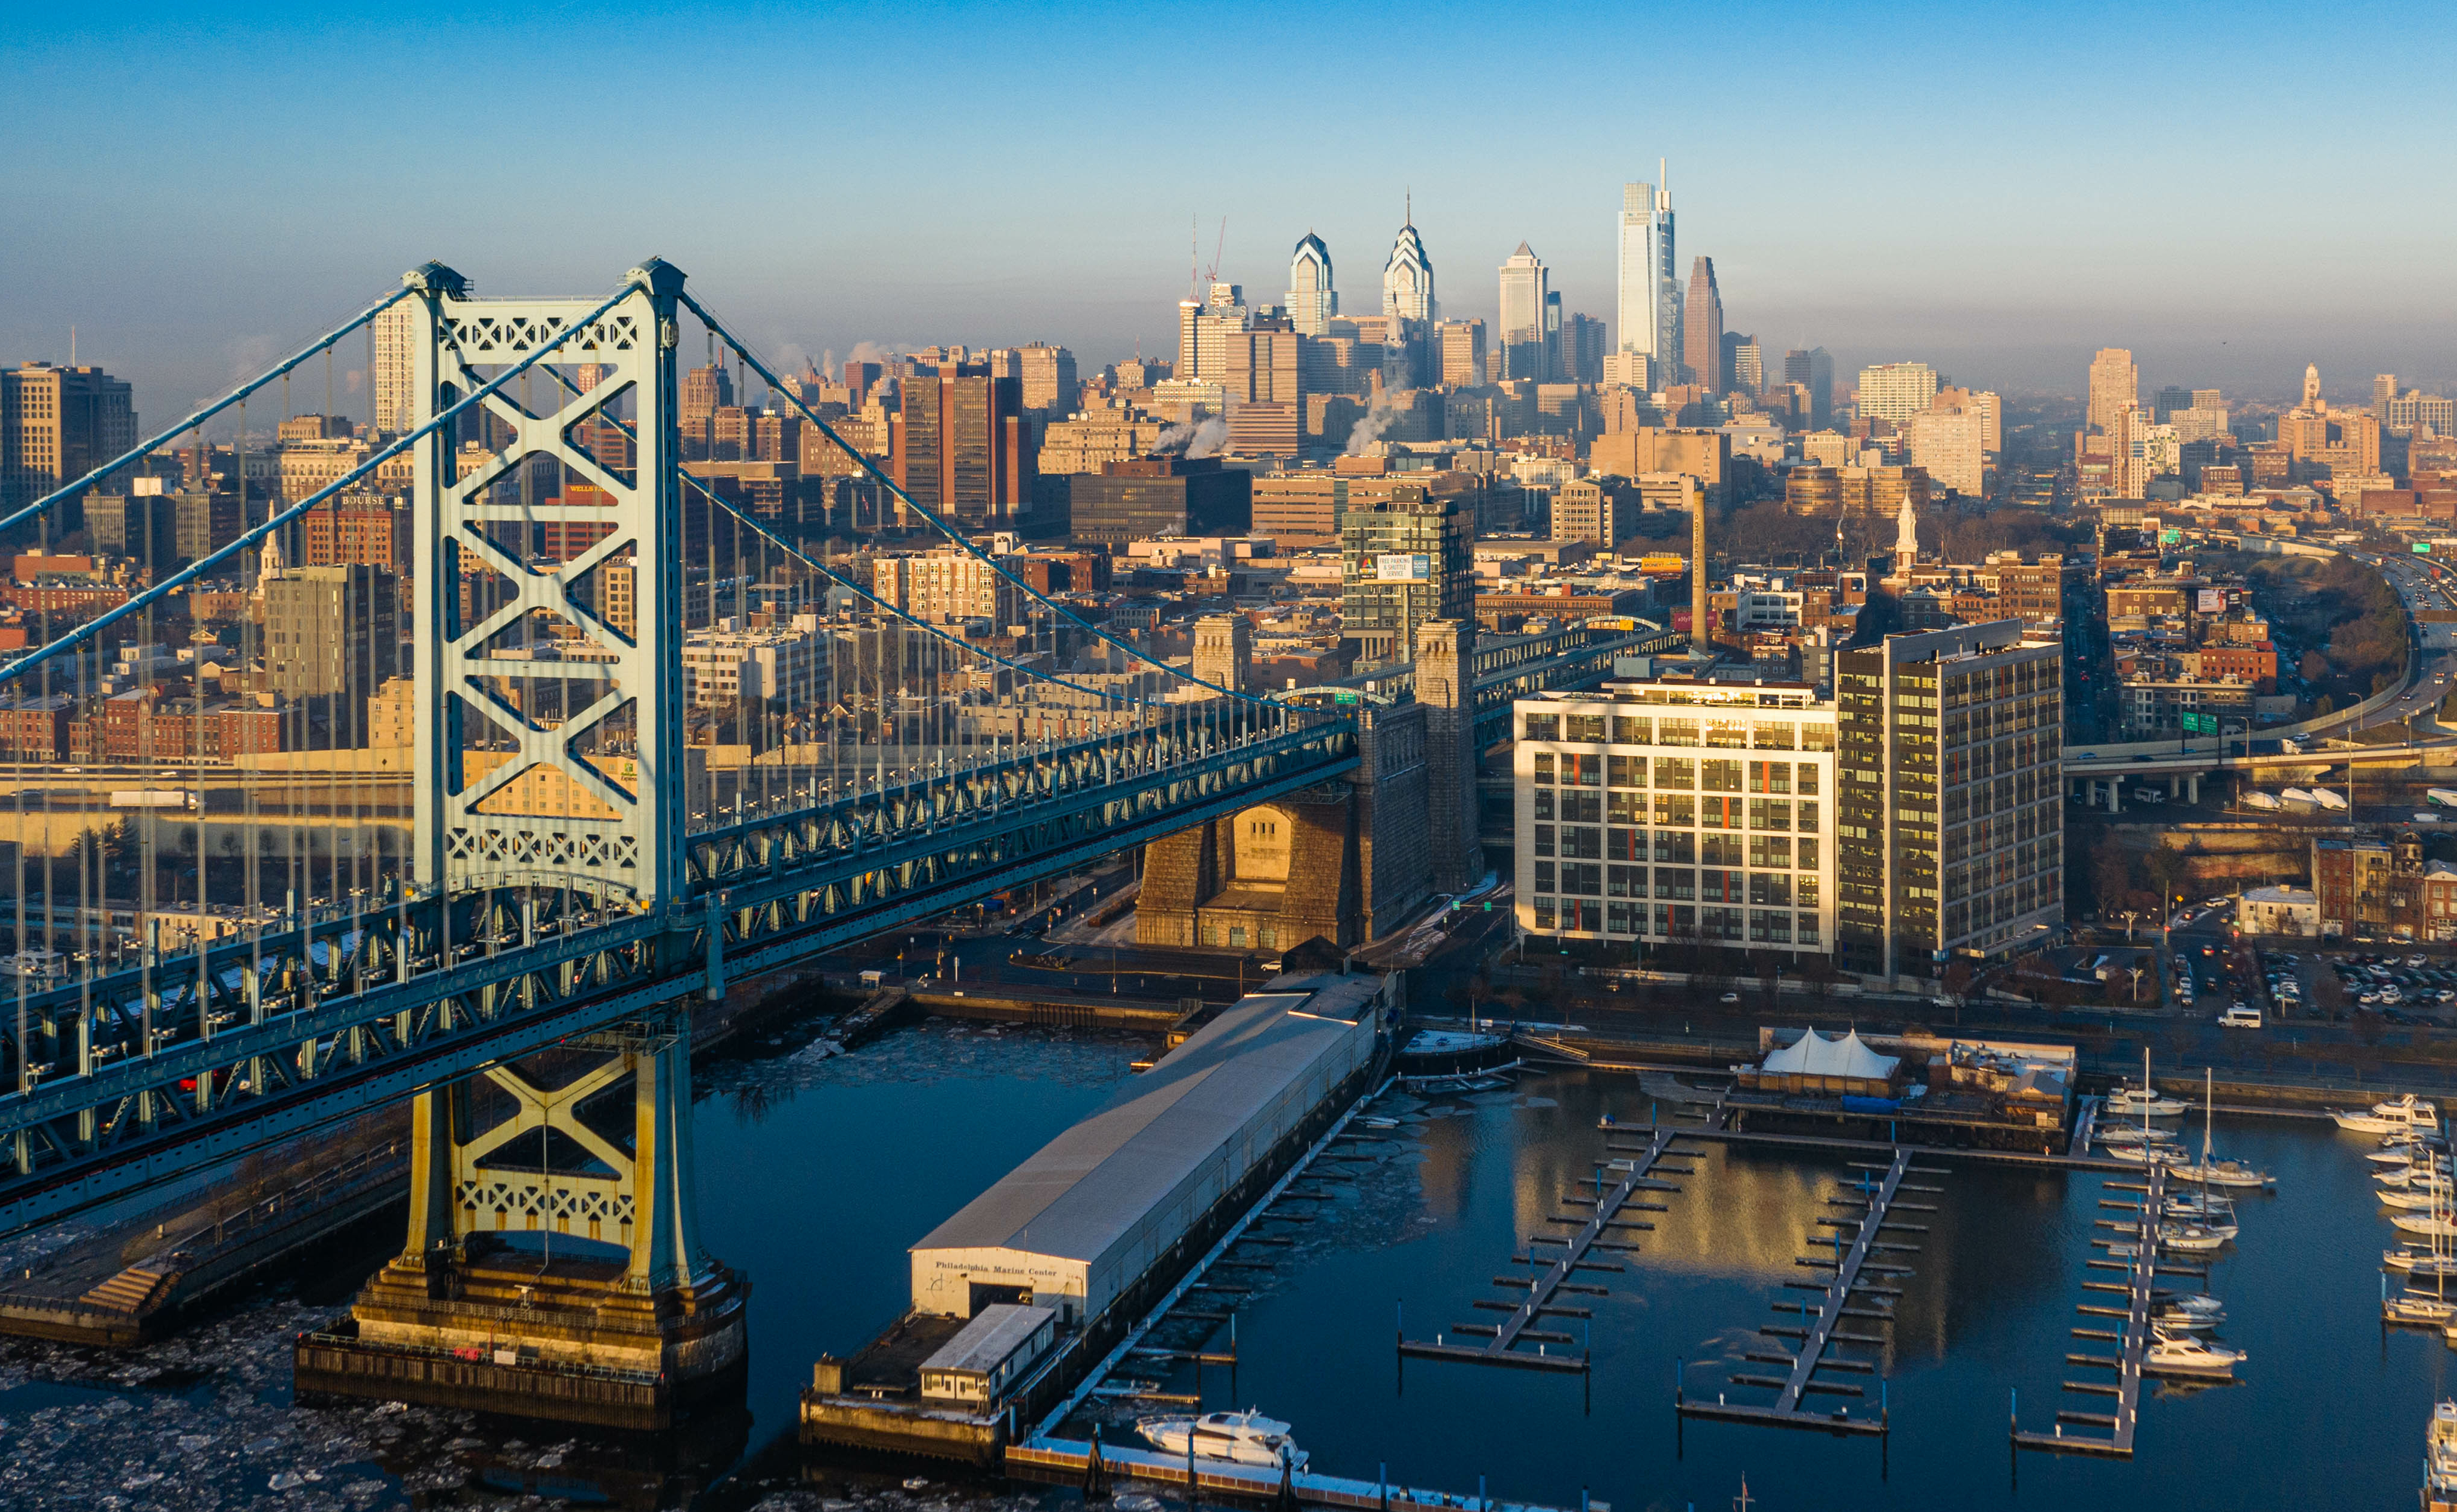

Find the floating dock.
xmin=1399 ymin=1123 xmax=1697 ymax=1372
xmin=1009 ymin=1435 xmax=1579 ymax=1512
xmin=1678 ymin=1147 xmax=1940 ymax=1437
xmin=2011 ymin=1164 xmax=2170 ymax=1458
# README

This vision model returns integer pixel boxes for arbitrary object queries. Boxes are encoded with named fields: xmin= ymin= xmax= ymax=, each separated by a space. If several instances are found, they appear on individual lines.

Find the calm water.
xmin=696 ymin=1022 xmax=2457 ymax=1512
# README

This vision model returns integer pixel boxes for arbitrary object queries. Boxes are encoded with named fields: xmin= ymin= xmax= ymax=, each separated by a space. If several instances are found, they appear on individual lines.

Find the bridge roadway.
xmin=0 ymin=715 xmax=1357 ymax=1236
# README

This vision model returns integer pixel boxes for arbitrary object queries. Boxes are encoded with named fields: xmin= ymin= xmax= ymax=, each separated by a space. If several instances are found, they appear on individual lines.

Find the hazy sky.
xmin=8 ymin=0 xmax=2455 ymax=430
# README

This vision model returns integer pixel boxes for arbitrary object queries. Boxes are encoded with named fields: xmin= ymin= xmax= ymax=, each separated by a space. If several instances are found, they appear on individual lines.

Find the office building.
xmin=2087 ymin=348 xmax=2138 ymax=435
xmin=1724 ymin=333 xmax=1762 ymax=395
xmin=1438 ymin=319 xmax=1488 ymax=389
xmin=1617 ymin=175 xmax=1677 ymax=379
xmin=1498 ymin=243 xmax=1550 ymax=381
xmin=1563 ymin=314 xmax=1607 ymax=387
xmin=1834 ymin=620 xmax=2064 ymax=981
xmin=2152 ymin=385 xmax=2194 ymax=423
xmin=300 ymin=494 xmax=411 ymax=572
xmin=1248 ymin=473 xmax=1343 ymax=549
xmin=1683 ymin=258 xmax=1724 ymax=392
xmin=1016 ymin=344 xmax=1079 ymax=416
xmin=1784 ymin=348 xmax=1834 ymax=426
xmin=265 ymin=565 xmax=401 ymax=720
xmin=1857 ymin=362 xmax=1939 ymax=423
xmin=1550 ymin=478 xmax=1636 ymax=547
xmin=680 ymin=621 xmax=828 ymax=714
xmin=892 ymin=366 xmax=1037 ymax=528
xmin=2 ymin=363 xmax=138 ymax=510
xmin=1381 ymin=200 xmax=1437 ymax=324
xmin=1067 ymin=457 xmax=1250 ymax=547
xmin=680 ymin=363 xmax=734 ymax=459
xmin=1338 ymin=488 xmax=1471 ymax=664
xmin=1512 ymin=680 xmax=1839 ymax=952
xmin=1287 ymin=233 xmax=1337 ymax=337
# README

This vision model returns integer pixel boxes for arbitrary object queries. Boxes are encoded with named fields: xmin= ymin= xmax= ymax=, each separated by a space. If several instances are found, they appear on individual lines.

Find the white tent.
xmin=1758 ymin=1028 xmax=1898 ymax=1082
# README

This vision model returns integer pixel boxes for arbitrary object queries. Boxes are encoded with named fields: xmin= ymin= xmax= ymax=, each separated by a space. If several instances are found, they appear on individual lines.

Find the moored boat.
xmin=1138 ymin=1408 xmax=1308 ymax=1470
xmin=2143 ymin=1332 xmax=2244 ymax=1380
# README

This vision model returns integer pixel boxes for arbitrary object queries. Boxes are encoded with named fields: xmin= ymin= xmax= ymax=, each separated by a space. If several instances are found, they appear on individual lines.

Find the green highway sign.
xmin=2181 ymin=711 xmax=2218 ymax=734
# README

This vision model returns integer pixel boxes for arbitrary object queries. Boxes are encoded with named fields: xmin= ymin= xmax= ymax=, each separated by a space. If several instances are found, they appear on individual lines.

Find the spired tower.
xmin=1381 ymin=197 xmax=1437 ymax=325
xmin=1895 ymin=494 xmax=1920 ymax=562
xmin=1287 ymin=232 xmax=1337 ymax=337
xmin=2303 ymin=362 xmax=2322 ymax=411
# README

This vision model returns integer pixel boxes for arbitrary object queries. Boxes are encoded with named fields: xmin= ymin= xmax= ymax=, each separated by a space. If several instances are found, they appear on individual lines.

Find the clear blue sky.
xmin=8 ymin=0 xmax=2454 ymax=426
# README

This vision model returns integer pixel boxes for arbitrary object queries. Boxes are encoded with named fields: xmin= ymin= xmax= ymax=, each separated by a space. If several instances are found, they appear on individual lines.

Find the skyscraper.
xmin=1 ymin=363 xmax=138 ymax=510
xmin=1498 ymin=242 xmax=1549 ymax=382
xmin=2302 ymin=363 xmax=2322 ymax=410
xmin=2086 ymin=348 xmax=2138 ymax=434
xmin=2374 ymin=373 xmax=2398 ymax=414
xmin=1724 ymin=333 xmax=1762 ymax=395
xmin=1785 ymin=348 xmax=1834 ymax=426
xmin=1683 ymin=257 xmax=1724 ymax=393
xmin=891 ymin=366 xmax=1036 ymax=528
xmin=1616 ymin=178 xmax=1675 ymax=381
xmin=1287 ymin=232 xmax=1337 ymax=337
xmin=1381 ymin=199 xmax=1436 ymax=324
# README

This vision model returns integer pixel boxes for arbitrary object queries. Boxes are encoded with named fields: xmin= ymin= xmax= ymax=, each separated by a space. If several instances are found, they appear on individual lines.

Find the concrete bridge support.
xmin=295 ymin=1009 xmax=748 ymax=1429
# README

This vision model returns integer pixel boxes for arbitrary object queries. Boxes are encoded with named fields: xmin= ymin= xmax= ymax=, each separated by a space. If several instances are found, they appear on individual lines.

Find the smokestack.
xmin=1690 ymin=482 xmax=1709 ymax=658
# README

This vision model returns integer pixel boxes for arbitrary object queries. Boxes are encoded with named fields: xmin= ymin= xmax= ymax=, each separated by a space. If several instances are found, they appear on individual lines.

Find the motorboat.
xmin=2166 ymin=1191 xmax=2236 ymax=1222
xmin=2152 ymin=1289 xmax=2226 ymax=1318
xmin=2143 ymin=1332 xmax=2244 ymax=1380
xmin=2386 ymin=1185 xmax=2457 ymax=1211
xmin=2152 ymin=1303 xmax=2220 ymax=1332
xmin=1138 ymin=1409 xmax=1308 ymax=1470
xmin=2105 ymin=1085 xmax=2188 ymax=1117
xmin=2151 ymin=1291 xmax=2226 ymax=1331
xmin=2334 ymin=1095 xmax=2443 ymax=1135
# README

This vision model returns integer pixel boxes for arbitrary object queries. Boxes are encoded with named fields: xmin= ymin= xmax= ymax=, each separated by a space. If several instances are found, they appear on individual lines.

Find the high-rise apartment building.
xmin=1287 ymin=233 xmax=1337 ymax=337
xmin=1498 ymin=243 xmax=1550 ymax=382
xmin=2086 ymin=348 xmax=2138 ymax=435
xmin=1 ymin=364 xmax=138 ymax=510
xmin=1511 ymin=680 xmax=1839 ymax=952
xmin=1933 ymin=387 xmax=2003 ymax=454
xmin=1338 ymin=488 xmax=1471 ymax=665
xmin=872 ymin=549 xmax=1027 ymax=627
xmin=1437 ymin=319 xmax=1488 ymax=389
xmin=2152 ymin=386 xmax=2194 ymax=423
xmin=2375 ymin=374 xmax=2399 ymax=414
xmin=1857 ymin=361 xmax=1939 ymax=423
xmin=1683 ymin=258 xmax=1724 ymax=392
xmin=1617 ymin=175 xmax=1676 ymax=379
xmin=1563 ymin=314 xmax=1608 ymax=386
xmin=1906 ymin=404 xmax=1988 ymax=497
xmin=891 ymin=367 xmax=1036 ymax=528
xmin=1176 ymin=283 xmax=1250 ymax=386
xmin=370 ymin=299 xmax=417 ymax=435
xmin=1784 ymin=349 xmax=1834 ymax=426
xmin=1381 ymin=203 xmax=1437 ymax=324
xmin=1834 ymin=620 xmax=2065 ymax=981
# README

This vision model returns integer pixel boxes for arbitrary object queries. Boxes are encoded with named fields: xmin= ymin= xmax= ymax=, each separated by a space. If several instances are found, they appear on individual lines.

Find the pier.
xmin=2012 ymin=1163 xmax=2170 ymax=1458
xmin=1399 ymin=1124 xmax=1696 ymax=1372
xmin=1678 ymin=1147 xmax=1939 ymax=1437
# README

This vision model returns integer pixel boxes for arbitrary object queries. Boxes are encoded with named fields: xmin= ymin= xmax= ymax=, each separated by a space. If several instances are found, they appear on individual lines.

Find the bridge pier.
xmin=295 ymin=1009 xmax=748 ymax=1430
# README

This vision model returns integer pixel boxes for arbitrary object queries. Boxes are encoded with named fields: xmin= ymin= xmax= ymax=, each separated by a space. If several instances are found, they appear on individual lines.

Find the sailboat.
xmin=2398 ymin=1136 xmax=2457 ymax=1325
xmin=2170 ymin=1070 xmax=2275 ymax=1190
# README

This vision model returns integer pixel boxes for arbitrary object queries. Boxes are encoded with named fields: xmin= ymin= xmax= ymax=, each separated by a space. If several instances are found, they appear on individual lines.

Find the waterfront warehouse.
xmin=908 ymin=971 xmax=1387 ymax=1324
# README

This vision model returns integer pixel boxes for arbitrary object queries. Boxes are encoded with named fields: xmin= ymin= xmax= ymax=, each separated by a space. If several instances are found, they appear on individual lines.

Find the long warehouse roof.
xmin=911 ymin=972 xmax=1379 ymax=1263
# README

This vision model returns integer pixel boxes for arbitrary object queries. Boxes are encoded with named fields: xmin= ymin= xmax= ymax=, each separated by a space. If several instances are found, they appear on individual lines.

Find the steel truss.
xmin=0 ymin=717 xmax=1354 ymax=1232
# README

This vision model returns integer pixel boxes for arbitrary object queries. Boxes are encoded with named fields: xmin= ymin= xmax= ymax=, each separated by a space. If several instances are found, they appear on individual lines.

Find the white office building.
xmin=1287 ymin=233 xmax=1337 ymax=337
xmin=1514 ymin=680 xmax=1839 ymax=953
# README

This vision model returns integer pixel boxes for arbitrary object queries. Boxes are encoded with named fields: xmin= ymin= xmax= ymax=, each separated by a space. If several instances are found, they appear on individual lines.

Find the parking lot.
xmin=2258 ymin=949 xmax=2457 ymax=1028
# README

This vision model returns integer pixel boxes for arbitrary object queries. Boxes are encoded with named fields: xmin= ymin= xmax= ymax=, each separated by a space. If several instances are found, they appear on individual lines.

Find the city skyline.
xmin=8 ymin=3 xmax=2455 ymax=417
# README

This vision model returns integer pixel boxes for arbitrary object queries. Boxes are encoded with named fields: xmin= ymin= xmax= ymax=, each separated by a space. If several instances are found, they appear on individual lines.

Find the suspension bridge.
xmin=0 ymin=260 xmax=1375 ymax=1423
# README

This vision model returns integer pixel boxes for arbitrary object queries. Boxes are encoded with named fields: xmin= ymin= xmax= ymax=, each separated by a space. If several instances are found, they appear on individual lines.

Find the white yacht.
xmin=2333 ymin=1095 xmax=2442 ymax=1135
xmin=2104 ymin=1142 xmax=2180 ymax=1166
xmin=2395 ymin=1212 xmax=2457 ymax=1239
xmin=2156 ymin=1221 xmax=2232 ymax=1253
xmin=2099 ymin=1123 xmax=2180 ymax=1146
xmin=2169 ymin=1157 xmax=2274 ymax=1189
xmin=2388 ymin=1294 xmax=2457 ymax=1327
xmin=1139 ymin=1409 xmax=1308 ymax=1470
xmin=2143 ymin=1332 xmax=2244 ymax=1380
xmin=2105 ymin=1085 xmax=2187 ymax=1117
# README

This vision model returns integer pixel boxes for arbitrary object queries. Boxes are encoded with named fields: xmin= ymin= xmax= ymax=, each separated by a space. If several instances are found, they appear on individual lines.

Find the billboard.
xmin=2195 ymin=589 xmax=2227 ymax=614
xmin=1375 ymin=553 xmax=1431 ymax=582
xmin=2159 ymin=528 xmax=2183 ymax=544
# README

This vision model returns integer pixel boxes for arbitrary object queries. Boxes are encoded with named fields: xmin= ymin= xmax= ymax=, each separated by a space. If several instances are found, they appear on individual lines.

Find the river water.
xmin=0 ymin=1012 xmax=2445 ymax=1510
